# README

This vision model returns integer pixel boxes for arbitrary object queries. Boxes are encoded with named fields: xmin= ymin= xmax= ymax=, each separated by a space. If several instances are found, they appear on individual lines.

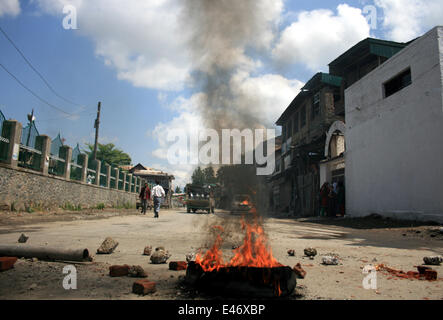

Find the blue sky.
xmin=0 ymin=0 xmax=441 ymax=187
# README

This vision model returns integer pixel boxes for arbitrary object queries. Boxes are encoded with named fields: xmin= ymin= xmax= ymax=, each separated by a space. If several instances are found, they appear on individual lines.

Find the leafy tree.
xmin=191 ymin=166 xmax=205 ymax=186
xmin=175 ymin=186 xmax=182 ymax=194
xmin=203 ymin=166 xmax=217 ymax=184
xmin=85 ymin=143 xmax=131 ymax=167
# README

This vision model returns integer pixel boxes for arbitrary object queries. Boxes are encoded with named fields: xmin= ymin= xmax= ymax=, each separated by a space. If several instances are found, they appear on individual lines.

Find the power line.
xmin=0 ymin=62 xmax=73 ymax=116
xmin=0 ymin=25 xmax=83 ymax=108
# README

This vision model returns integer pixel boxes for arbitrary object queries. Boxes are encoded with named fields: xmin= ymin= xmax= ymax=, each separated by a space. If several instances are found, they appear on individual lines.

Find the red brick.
xmin=132 ymin=280 xmax=156 ymax=295
xmin=0 ymin=257 xmax=18 ymax=271
xmin=293 ymin=263 xmax=307 ymax=279
xmin=424 ymin=270 xmax=437 ymax=281
xmin=109 ymin=265 xmax=130 ymax=277
xmin=169 ymin=261 xmax=187 ymax=271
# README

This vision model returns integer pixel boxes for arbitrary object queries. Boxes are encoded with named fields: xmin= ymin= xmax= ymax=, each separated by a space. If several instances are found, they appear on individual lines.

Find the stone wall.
xmin=0 ymin=164 xmax=136 ymax=211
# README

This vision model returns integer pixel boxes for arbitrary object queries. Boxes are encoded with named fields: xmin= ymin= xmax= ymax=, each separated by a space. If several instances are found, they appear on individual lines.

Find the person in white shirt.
xmin=151 ymin=180 xmax=165 ymax=218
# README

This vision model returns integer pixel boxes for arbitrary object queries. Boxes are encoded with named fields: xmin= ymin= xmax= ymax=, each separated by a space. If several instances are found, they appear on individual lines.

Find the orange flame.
xmin=195 ymin=212 xmax=281 ymax=272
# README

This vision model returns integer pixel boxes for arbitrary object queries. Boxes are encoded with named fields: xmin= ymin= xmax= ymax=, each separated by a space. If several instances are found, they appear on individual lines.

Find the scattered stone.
xmin=309 ymin=256 xmax=314 ymax=260
xmin=169 ymin=261 xmax=187 ymax=271
xmin=304 ymin=248 xmax=317 ymax=257
xmin=439 ymin=227 xmax=443 ymax=234
xmin=132 ymin=280 xmax=156 ymax=295
xmin=128 ymin=265 xmax=147 ymax=278
xmin=287 ymin=249 xmax=295 ymax=257
xmin=423 ymin=256 xmax=442 ymax=266
xmin=150 ymin=249 xmax=171 ymax=264
xmin=185 ymin=252 xmax=196 ymax=263
xmin=31 ymin=257 xmax=38 ymax=262
xmin=109 ymin=265 xmax=130 ymax=277
xmin=28 ymin=283 xmax=37 ymax=290
xmin=293 ymin=263 xmax=306 ymax=279
xmin=143 ymin=246 xmax=152 ymax=256
xmin=0 ymin=257 xmax=18 ymax=271
xmin=97 ymin=237 xmax=119 ymax=254
xmin=424 ymin=269 xmax=437 ymax=281
xmin=18 ymin=233 xmax=29 ymax=243
xmin=321 ymin=256 xmax=339 ymax=265
xmin=155 ymin=246 xmax=165 ymax=252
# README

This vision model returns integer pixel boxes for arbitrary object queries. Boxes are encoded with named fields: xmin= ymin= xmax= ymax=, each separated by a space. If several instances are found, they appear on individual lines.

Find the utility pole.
xmin=92 ymin=101 xmax=101 ymax=160
xmin=26 ymin=109 xmax=35 ymax=147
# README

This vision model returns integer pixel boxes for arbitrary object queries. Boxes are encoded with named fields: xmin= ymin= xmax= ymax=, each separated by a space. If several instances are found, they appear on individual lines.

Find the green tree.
xmin=203 ymin=166 xmax=217 ymax=184
xmin=85 ymin=143 xmax=131 ymax=167
xmin=191 ymin=166 xmax=205 ymax=186
xmin=174 ymin=186 xmax=182 ymax=194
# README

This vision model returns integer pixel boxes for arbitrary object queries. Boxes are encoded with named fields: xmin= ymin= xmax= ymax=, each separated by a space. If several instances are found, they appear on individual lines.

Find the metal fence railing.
xmin=18 ymin=144 xmax=42 ymax=171
xmin=87 ymin=158 xmax=97 ymax=184
xmin=48 ymin=154 xmax=65 ymax=177
xmin=99 ymin=163 xmax=107 ymax=187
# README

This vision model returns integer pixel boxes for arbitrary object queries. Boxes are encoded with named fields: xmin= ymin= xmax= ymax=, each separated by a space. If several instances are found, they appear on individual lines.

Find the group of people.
xmin=139 ymin=181 xmax=165 ymax=218
xmin=319 ymin=181 xmax=345 ymax=217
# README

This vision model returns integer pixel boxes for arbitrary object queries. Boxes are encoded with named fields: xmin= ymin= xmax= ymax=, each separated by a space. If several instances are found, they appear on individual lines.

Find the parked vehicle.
xmin=230 ymin=194 xmax=253 ymax=214
xmin=185 ymin=184 xmax=215 ymax=214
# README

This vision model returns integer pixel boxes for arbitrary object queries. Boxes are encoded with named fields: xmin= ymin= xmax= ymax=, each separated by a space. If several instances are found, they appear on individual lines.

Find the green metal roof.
xmin=329 ymin=37 xmax=408 ymax=67
xmin=302 ymin=72 xmax=343 ymax=91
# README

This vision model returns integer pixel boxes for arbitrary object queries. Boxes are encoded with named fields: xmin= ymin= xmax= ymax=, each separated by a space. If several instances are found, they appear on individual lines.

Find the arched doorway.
xmin=320 ymin=121 xmax=346 ymax=187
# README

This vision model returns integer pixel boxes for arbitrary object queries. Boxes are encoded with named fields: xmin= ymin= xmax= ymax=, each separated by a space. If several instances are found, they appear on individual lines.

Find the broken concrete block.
xmin=0 ymin=257 xmax=18 ymax=271
xmin=423 ymin=256 xmax=442 ymax=266
xmin=150 ymin=249 xmax=171 ymax=264
xmin=424 ymin=269 xmax=437 ymax=281
xmin=304 ymin=248 xmax=317 ymax=257
xmin=128 ymin=265 xmax=147 ymax=278
xmin=322 ymin=256 xmax=339 ymax=265
xmin=293 ymin=263 xmax=306 ymax=279
xmin=287 ymin=249 xmax=295 ymax=257
xmin=169 ymin=261 xmax=187 ymax=271
xmin=132 ymin=280 xmax=156 ymax=295
xmin=97 ymin=237 xmax=119 ymax=254
xmin=143 ymin=246 xmax=152 ymax=256
xmin=18 ymin=233 xmax=29 ymax=243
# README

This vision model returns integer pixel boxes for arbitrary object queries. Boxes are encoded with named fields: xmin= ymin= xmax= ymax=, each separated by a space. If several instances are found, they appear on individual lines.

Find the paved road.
xmin=0 ymin=209 xmax=442 ymax=300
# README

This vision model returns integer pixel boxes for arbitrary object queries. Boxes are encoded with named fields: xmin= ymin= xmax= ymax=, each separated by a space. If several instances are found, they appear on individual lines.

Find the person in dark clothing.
xmin=139 ymin=183 xmax=151 ymax=214
xmin=319 ymin=182 xmax=330 ymax=217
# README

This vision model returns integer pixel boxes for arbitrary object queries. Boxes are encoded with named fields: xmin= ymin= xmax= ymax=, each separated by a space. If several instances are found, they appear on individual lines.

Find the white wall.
xmin=345 ymin=26 xmax=443 ymax=222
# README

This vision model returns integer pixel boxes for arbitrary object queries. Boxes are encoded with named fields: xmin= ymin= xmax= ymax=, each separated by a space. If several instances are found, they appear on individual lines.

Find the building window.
xmin=311 ymin=93 xmax=320 ymax=119
xmin=300 ymin=105 xmax=306 ymax=127
xmin=384 ymin=68 xmax=412 ymax=98
xmin=293 ymin=112 xmax=299 ymax=133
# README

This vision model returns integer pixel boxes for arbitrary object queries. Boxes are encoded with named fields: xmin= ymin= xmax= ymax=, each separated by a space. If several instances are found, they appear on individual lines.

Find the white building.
xmin=345 ymin=26 xmax=443 ymax=223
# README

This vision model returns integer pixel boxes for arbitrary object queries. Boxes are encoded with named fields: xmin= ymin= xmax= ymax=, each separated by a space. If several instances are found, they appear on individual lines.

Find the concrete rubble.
xmin=18 ymin=234 xmax=29 ymax=243
xmin=322 ymin=256 xmax=339 ymax=265
xmin=143 ymin=246 xmax=152 ymax=256
xmin=423 ymin=256 xmax=442 ymax=266
xmin=304 ymin=248 xmax=317 ymax=257
xmin=150 ymin=248 xmax=171 ymax=264
xmin=97 ymin=237 xmax=119 ymax=254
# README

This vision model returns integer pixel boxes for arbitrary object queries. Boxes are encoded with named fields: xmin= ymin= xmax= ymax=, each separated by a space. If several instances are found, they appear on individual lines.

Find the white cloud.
xmin=272 ymin=4 xmax=370 ymax=71
xmin=375 ymin=0 xmax=443 ymax=42
xmin=35 ymin=0 xmax=191 ymax=91
xmin=0 ymin=0 xmax=20 ymax=17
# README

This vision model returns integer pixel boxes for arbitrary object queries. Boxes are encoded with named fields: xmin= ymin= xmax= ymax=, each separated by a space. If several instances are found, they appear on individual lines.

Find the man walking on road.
xmin=139 ymin=183 xmax=151 ymax=215
xmin=151 ymin=180 xmax=165 ymax=218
